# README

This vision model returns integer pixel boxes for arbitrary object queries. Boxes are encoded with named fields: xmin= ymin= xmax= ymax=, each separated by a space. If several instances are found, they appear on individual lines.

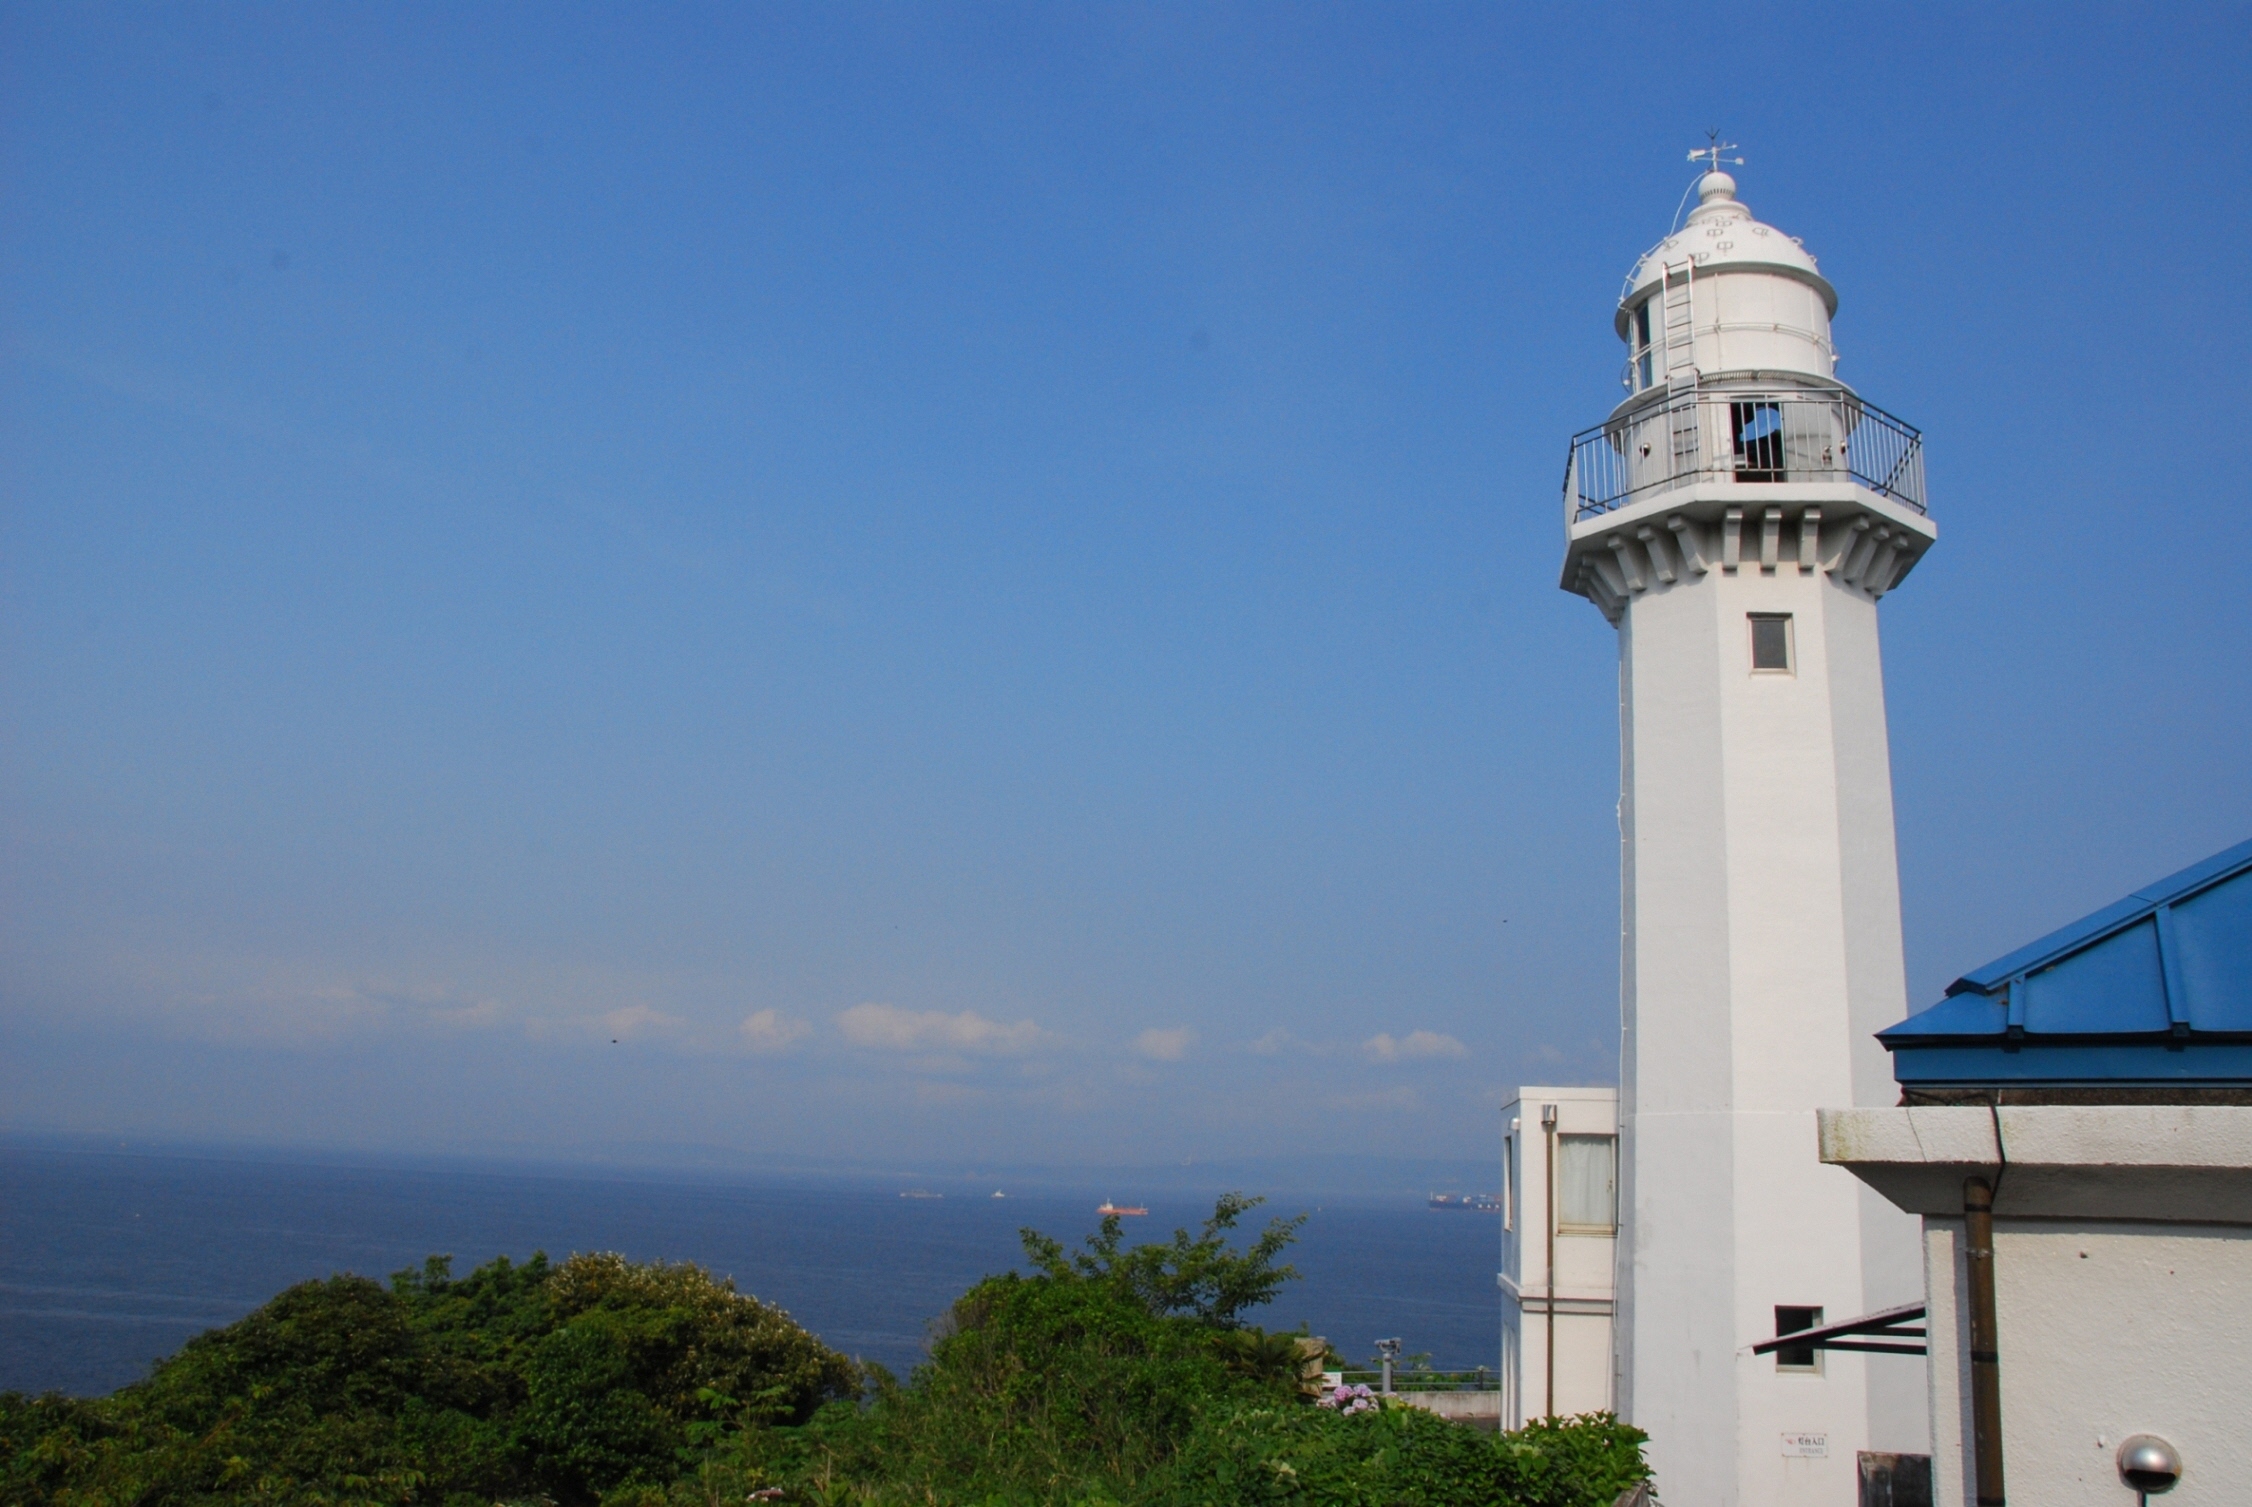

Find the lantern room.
xmin=1615 ymin=170 xmax=1840 ymax=402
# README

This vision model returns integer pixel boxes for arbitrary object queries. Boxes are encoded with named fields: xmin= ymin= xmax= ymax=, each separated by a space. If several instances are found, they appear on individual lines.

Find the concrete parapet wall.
xmin=1391 ymin=1390 xmax=1503 ymax=1430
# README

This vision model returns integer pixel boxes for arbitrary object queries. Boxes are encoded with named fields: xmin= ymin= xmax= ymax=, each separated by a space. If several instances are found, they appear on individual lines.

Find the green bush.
xmin=1145 ymin=1403 xmax=1649 ymax=1507
xmin=0 ymin=1251 xmax=858 ymax=1506
xmin=0 ymin=1199 xmax=1653 ymax=1507
xmin=687 ymin=1197 xmax=1313 ymax=1505
xmin=639 ymin=1200 xmax=1648 ymax=1507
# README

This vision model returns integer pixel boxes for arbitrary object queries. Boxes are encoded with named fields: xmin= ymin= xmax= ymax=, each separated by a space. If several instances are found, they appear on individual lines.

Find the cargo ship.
xmin=1427 ymin=1192 xmax=1502 ymax=1212
xmin=1095 ymin=1200 xmax=1149 ymax=1216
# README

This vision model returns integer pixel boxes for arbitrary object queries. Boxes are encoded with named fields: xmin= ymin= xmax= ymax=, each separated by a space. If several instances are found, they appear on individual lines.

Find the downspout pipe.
xmin=1964 ymin=1176 xmax=2005 ymax=1506
xmin=1542 ymin=1102 xmax=1559 ymax=1419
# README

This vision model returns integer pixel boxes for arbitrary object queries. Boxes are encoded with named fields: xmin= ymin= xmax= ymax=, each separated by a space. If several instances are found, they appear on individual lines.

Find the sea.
xmin=0 ymin=1144 xmax=1504 ymax=1398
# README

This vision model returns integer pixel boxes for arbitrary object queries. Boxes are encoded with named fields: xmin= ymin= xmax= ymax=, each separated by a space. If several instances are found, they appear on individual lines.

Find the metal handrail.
xmin=1563 ymin=388 xmax=1924 ymax=524
xmin=1332 ymin=1366 xmax=1497 ymax=1393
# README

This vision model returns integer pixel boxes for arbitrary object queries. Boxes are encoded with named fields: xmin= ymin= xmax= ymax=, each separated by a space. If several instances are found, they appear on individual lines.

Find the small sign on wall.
xmin=1780 ymin=1432 xmax=1830 ymax=1458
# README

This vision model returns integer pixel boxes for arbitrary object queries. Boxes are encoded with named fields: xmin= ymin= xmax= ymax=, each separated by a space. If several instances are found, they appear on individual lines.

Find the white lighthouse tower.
xmin=1560 ymin=155 xmax=1936 ymax=1503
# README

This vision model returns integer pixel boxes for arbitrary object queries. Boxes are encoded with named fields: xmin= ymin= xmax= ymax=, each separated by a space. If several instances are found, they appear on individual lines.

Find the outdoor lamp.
xmin=2117 ymin=1435 xmax=2181 ymax=1497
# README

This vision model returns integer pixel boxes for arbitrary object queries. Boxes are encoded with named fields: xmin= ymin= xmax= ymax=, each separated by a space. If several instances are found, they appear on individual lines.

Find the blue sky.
xmin=4 ymin=4 xmax=2248 ymax=1171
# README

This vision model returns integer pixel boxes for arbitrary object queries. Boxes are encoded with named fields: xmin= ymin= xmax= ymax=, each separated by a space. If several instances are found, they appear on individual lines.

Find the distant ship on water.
xmin=1427 ymin=1192 xmax=1502 ymax=1212
xmin=899 ymin=1189 xmax=943 ymax=1200
xmin=1095 ymin=1200 xmax=1148 ymax=1216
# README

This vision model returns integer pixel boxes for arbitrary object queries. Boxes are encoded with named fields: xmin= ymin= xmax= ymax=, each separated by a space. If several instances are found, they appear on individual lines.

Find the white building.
xmin=1822 ymin=838 xmax=2252 ymax=1507
xmin=1499 ymin=1086 xmax=1618 ymax=1428
xmin=1557 ymin=164 xmax=1937 ymax=1503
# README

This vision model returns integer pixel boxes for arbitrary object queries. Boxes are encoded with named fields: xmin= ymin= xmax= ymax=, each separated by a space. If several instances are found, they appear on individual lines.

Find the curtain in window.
xmin=1557 ymin=1134 xmax=1616 ymax=1231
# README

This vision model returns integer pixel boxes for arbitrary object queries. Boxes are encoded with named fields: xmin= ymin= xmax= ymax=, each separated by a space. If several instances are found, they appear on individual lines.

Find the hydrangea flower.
xmin=1315 ymin=1382 xmax=1379 ymax=1414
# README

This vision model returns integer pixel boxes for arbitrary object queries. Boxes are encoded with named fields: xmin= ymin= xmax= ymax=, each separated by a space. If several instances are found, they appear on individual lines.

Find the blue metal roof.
xmin=1882 ymin=838 xmax=2252 ymax=1085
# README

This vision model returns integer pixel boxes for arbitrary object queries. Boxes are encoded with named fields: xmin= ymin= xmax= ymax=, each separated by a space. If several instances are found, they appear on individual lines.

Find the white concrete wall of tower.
xmin=1588 ymin=490 xmax=1936 ymax=1503
xmin=1823 ymin=1106 xmax=2252 ymax=1507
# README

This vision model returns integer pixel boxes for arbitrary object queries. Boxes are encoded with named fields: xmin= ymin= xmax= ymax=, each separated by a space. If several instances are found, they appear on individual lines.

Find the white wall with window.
xmin=1499 ymin=1085 xmax=1619 ymax=1428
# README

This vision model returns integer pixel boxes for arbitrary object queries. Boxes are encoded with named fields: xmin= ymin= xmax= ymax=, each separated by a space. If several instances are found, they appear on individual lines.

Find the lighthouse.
xmin=1560 ymin=156 xmax=1936 ymax=1503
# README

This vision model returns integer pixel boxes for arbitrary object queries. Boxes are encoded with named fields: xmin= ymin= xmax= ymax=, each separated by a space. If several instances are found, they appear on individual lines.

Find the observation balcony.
xmin=1563 ymin=388 xmax=1924 ymax=527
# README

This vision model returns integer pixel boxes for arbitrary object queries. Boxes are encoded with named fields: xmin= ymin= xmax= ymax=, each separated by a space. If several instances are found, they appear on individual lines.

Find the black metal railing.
xmin=1563 ymin=389 xmax=1924 ymax=523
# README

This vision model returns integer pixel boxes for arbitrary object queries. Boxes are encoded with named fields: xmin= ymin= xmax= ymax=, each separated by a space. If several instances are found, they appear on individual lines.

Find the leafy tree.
xmin=1020 ymin=1194 xmax=1306 ymax=1327
xmin=540 ymin=1252 xmax=858 ymax=1428
xmin=692 ymin=1196 xmax=1321 ymax=1505
xmin=0 ymin=1251 xmax=857 ymax=1507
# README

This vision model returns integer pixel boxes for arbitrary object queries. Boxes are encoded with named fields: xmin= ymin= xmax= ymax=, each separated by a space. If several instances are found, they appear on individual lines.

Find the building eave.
xmin=1819 ymin=1104 xmax=2252 ymax=1222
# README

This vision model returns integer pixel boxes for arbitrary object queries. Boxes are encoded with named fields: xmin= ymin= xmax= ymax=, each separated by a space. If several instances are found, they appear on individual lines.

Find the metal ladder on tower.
xmin=1659 ymin=259 xmax=1701 ymax=483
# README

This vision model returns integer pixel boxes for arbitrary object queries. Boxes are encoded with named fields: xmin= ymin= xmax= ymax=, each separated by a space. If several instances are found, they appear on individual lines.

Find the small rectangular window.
xmin=1502 ymin=1135 xmax=1515 ymax=1231
xmin=1556 ymin=1134 xmax=1616 ymax=1234
xmin=1750 ymin=613 xmax=1793 ymax=673
xmin=1774 ymin=1306 xmax=1824 ymax=1372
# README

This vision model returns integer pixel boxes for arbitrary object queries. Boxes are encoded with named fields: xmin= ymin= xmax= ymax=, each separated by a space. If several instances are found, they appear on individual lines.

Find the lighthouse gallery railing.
xmin=1563 ymin=389 xmax=1925 ymax=524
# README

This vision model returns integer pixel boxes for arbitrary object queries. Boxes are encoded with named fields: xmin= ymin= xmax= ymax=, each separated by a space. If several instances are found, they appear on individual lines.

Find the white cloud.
xmin=1248 ymin=1028 xmax=1294 ymax=1056
xmin=341 ymin=982 xmax=506 ymax=1030
xmin=837 ymin=1002 xmax=1044 ymax=1055
xmin=1361 ymin=1030 xmax=1468 ymax=1063
xmin=1134 ymin=1026 xmax=1196 ymax=1062
xmin=601 ymin=1004 xmax=684 ymax=1040
xmin=739 ymin=1008 xmax=812 ymax=1054
xmin=127 ymin=967 xmax=516 ymax=1045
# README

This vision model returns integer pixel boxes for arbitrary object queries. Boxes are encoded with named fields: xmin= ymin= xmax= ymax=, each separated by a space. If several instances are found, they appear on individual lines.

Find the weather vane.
xmin=1689 ymin=129 xmax=1744 ymax=174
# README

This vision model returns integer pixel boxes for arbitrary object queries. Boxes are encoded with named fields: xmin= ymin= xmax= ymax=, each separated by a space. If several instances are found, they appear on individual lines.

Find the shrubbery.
xmin=0 ymin=1197 xmax=1650 ymax=1507
xmin=0 ymin=1251 xmax=857 ymax=1506
xmin=1145 ymin=1405 xmax=1651 ymax=1507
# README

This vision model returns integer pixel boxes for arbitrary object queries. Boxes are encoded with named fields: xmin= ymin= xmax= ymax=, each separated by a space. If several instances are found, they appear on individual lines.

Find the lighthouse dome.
xmin=1613 ymin=172 xmax=1842 ymax=397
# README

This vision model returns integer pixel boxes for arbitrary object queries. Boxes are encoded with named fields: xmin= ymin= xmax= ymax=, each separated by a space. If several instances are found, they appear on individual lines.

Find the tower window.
xmin=1633 ymin=301 xmax=1654 ymax=389
xmin=1773 ymin=1306 xmax=1824 ymax=1372
xmin=1749 ymin=613 xmax=1793 ymax=673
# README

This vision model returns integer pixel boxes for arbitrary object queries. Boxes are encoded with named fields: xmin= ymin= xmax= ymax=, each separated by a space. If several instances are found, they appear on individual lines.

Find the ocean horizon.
xmin=0 ymin=1139 xmax=1507 ymax=1397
